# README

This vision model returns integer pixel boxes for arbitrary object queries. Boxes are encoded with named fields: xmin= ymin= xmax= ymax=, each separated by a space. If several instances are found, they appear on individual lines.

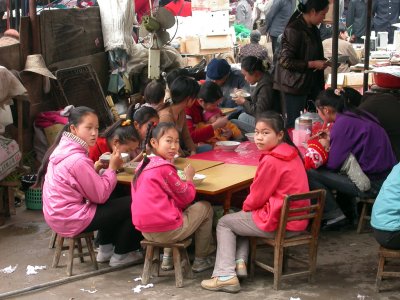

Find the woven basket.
xmin=25 ymin=188 xmax=42 ymax=210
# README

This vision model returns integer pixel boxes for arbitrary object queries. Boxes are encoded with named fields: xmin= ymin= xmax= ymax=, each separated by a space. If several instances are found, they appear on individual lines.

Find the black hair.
xmin=144 ymin=80 xmax=166 ymax=105
xmin=126 ymin=104 xmax=159 ymax=127
xmin=338 ymin=23 xmax=347 ymax=33
xmin=241 ymin=56 xmax=266 ymax=74
xmin=315 ymin=88 xmax=377 ymax=122
xmin=169 ymin=76 xmax=200 ymax=104
xmin=35 ymin=106 xmax=96 ymax=188
xmin=166 ymin=68 xmax=190 ymax=87
xmin=197 ymin=81 xmax=223 ymax=104
xmin=133 ymin=122 xmax=177 ymax=185
xmin=297 ymin=0 xmax=329 ymax=14
xmin=100 ymin=119 xmax=140 ymax=145
xmin=255 ymin=111 xmax=303 ymax=161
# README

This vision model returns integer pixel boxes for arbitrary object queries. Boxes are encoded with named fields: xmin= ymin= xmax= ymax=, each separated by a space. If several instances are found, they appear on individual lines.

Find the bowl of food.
xmin=215 ymin=141 xmax=241 ymax=151
xmin=121 ymin=153 xmax=130 ymax=163
xmin=245 ymin=133 xmax=255 ymax=143
xmin=99 ymin=153 xmax=111 ymax=163
xmin=177 ymin=171 xmax=206 ymax=185
xmin=123 ymin=161 xmax=140 ymax=174
xmin=230 ymin=90 xmax=251 ymax=98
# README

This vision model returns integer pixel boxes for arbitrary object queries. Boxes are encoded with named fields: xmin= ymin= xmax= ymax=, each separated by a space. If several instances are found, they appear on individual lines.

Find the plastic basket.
xmin=25 ymin=188 xmax=43 ymax=210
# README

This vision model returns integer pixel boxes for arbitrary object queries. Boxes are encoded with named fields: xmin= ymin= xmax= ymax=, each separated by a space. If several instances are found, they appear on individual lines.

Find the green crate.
xmin=25 ymin=188 xmax=42 ymax=210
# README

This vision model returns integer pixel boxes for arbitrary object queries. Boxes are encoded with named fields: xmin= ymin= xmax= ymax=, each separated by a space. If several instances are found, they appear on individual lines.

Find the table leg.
xmin=223 ymin=190 xmax=233 ymax=215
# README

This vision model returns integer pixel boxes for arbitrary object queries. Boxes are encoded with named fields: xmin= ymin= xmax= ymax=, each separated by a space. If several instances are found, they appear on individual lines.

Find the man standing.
xmin=346 ymin=0 xmax=367 ymax=44
xmin=372 ymin=0 xmax=400 ymax=44
xmin=236 ymin=0 xmax=254 ymax=30
xmin=263 ymin=0 xmax=296 ymax=55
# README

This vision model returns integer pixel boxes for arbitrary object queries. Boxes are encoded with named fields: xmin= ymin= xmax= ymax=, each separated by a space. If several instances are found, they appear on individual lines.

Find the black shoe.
xmin=321 ymin=218 xmax=355 ymax=231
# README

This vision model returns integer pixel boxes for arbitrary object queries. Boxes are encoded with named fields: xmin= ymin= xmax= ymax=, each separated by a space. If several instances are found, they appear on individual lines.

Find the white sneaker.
xmin=109 ymin=251 xmax=143 ymax=267
xmin=96 ymin=249 xmax=114 ymax=263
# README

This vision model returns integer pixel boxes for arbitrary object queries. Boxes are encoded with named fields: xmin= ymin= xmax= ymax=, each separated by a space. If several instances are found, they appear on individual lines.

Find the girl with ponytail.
xmin=131 ymin=122 xmax=215 ymax=273
xmin=38 ymin=106 xmax=143 ymax=267
xmin=307 ymin=88 xmax=397 ymax=229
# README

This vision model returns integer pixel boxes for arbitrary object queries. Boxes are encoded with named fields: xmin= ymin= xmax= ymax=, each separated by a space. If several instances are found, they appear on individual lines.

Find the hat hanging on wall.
xmin=22 ymin=54 xmax=57 ymax=79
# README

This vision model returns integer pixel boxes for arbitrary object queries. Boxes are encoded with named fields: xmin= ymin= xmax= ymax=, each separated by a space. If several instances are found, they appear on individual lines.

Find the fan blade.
xmin=139 ymin=24 xmax=150 ymax=38
xmin=155 ymin=30 xmax=170 ymax=47
xmin=156 ymin=7 xmax=175 ymax=29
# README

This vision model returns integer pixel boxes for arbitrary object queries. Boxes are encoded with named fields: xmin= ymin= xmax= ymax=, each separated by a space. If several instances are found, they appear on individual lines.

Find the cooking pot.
xmin=371 ymin=66 xmax=400 ymax=89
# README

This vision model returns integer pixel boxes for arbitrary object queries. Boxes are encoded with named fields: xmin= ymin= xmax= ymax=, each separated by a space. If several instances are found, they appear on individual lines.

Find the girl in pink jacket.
xmin=131 ymin=122 xmax=215 ymax=273
xmin=201 ymin=111 xmax=310 ymax=293
xmin=36 ymin=106 xmax=143 ymax=267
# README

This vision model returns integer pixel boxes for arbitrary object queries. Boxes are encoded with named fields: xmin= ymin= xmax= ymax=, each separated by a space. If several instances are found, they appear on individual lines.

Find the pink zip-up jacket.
xmin=243 ymin=143 xmax=310 ymax=232
xmin=131 ymin=156 xmax=196 ymax=233
xmin=42 ymin=132 xmax=117 ymax=237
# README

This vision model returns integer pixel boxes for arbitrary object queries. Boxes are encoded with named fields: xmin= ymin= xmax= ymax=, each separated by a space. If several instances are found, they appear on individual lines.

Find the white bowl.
xmin=215 ymin=141 xmax=241 ymax=151
xmin=245 ymin=133 xmax=255 ymax=143
xmin=99 ymin=153 xmax=111 ymax=163
xmin=123 ymin=162 xmax=140 ymax=174
xmin=121 ymin=153 xmax=130 ymax=163
xmin=193 ymin=174 xmax=206 ymax=185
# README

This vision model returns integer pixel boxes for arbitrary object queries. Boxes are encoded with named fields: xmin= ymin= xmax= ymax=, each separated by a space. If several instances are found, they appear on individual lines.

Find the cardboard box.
xmin=192 ymin=0 xmax=229 ymax=11
xmin=185 ymin=35 xmax=232 ymax=55
xmin=182 ymin=56 xmax=204 ymax=67
xmin=326 ymin=72 xmax=373 ymax=88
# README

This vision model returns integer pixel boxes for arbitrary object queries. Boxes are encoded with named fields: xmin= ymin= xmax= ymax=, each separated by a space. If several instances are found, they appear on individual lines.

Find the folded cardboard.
xmin=185 ymin=35 xmax=232 ymax=55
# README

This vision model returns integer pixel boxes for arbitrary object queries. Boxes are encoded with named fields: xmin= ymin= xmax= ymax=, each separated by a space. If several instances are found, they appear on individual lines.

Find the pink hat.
xmin=203 ymin=108 xmax=222 ymax=122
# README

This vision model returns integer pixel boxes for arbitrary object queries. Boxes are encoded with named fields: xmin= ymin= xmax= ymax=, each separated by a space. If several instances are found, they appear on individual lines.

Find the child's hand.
xmin=109 ymin=148 xmax=123 ymax=171
xmin=94 ymin=160 xmax=107 ymax=173
xmin=212 ymin=116 xmax=228 ymax=129
xmin=221 ymin=128 xmax=233 ymax=139
xmin=319 ymin=138 xmax=330 ymax=152
xmin=184 ymin=164 xmax=195 ymax=182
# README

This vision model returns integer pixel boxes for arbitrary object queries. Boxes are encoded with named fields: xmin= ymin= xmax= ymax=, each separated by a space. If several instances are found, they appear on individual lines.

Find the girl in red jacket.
xmin=201 ymin=111 xmax=309 ymax=293
xmin=131 ymin=122 xmax=215 ymax=273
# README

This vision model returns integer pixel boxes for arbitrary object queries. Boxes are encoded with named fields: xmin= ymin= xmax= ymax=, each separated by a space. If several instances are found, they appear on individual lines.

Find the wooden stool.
xmin=49 ymin=231 xmax=57 ymax=249
xmin=140 ymin=239 xmax=193 ymax=288
xmin=52 ymin=232 xmax=98 ymax=276
xmin=0 ymin=180 xmax=19 ymax=217
xmin=376 ymin=246 xmax=400 ymax=292
xmin=357 ymin=198 xmax=375 ymax=233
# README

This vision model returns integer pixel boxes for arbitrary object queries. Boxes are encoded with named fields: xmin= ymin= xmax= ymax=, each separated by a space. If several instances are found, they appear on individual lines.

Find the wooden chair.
xmin=357 ymin=198 xmax=375 ymax=234
xmin=376 ymin=246 xmax=400 ymax=292
xmin=249 ymin=189 xmax=326 ymax=290
xmin=0 ymin=180 xmax=19 ymax=217
xmin=140 ymin=239 xmax=193 ymax=288
xmin=52 ymin=232 xmax=98 ymax=276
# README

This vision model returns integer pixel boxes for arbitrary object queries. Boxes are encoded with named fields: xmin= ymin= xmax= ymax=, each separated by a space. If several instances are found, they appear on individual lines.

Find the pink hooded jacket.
xmin=131 ymin=156 xmax=196 ymax=233
xmin=42 ymin=133 xmax=117 ymax=237
xmin=243 ymin=143 xmax=310 ymax=232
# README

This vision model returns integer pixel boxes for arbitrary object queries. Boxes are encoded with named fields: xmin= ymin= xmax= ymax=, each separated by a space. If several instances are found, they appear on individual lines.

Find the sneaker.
xmin=192 ymin=257 xmax=214 ymax=273
xmin=96 ymin=249 xmax=114 ymax=263
xmin=201 ymin=276 xmax=241 ymax=293
xmin=235 ymin=260 xmax=247 ymax=278
xmin=109 ymin=251 xmax=143 ymax=267
xmin=161 ymin=255 xmax=174 ymax=271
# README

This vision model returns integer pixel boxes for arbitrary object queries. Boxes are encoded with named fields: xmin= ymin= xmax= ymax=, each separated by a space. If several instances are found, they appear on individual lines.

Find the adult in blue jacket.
xmin=371 ymin=163 xmax=400 ymax=250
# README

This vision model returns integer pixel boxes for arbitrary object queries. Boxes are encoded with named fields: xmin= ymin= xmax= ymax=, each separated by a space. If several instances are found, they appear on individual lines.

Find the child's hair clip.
xmin=334 ymin=88 xmax=343 ymax=96
xmin=121 ymin=119 xmax=132 ymax=127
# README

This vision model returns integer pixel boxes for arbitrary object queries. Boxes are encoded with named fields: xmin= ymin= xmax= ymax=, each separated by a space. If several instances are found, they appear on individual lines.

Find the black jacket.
xmin=273 ymin=14 xmax=325 ymax=96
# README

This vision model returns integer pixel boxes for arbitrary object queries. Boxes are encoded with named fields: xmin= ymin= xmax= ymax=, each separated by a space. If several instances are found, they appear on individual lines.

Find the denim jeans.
xmin=196 ymin=144 xmax=213 ymax=153
xmin=230 ymin=112 xmax=255 ymax=134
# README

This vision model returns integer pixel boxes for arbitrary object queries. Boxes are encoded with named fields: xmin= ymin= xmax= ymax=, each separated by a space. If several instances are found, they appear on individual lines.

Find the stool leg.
xmin=357 ymin=202 xmax=368 ymax=234
xmin=7 ymin=186 xmax=16 ymax=215
xmin=52 ymin=236 xmax=64 ymax=268
xmin=67 ymin=238 xmax=75 ymax=276
xmin=181 ymin=247 xmax=193 ymax=279
xmin=173 ymin=247 xmax=183 ymax=288
xmin=153 ymin=247 xmax=160 ymax=277
xmin=142 ymin=245 xmax=154 ymax=285
xmin=49 ymin=231 xmax=57 ymax=249
xmin=85 ymin=236 xmax=99 ymax=271
xmin=77 ymin=238 xmax=84 ymax=263
xmin=376 ymin=253 xmax=385 ymax=292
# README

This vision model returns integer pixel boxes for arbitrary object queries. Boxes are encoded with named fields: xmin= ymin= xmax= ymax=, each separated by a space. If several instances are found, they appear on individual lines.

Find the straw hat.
xmin=23 ymin=54 xmax=56 ymax=79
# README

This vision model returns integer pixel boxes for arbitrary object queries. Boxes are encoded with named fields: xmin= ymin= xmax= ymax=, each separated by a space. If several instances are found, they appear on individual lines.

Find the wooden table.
xmin=195 ymin=164 xmax=257 ymax=214
xmin=117 ymin=158 xmax=224 ymax=185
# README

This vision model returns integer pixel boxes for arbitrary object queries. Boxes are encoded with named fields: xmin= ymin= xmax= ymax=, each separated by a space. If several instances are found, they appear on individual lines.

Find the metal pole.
xmin=363 ymin=0 xmax=373 ymax=92
xmin=331 ymin=0 xmax=340 ymax=89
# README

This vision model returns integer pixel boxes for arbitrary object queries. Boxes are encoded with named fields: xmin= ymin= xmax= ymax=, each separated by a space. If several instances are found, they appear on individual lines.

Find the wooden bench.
xmin=140 ymin=239 xmax=193 ymax=288
xmin=52 ymin=231 xmax=98 ymax=276
xmin=357 ymin=198 xmax=375 ymax=233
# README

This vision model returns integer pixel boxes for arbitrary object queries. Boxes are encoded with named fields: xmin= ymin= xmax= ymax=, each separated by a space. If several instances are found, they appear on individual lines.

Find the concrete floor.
xmin=1 ymin=206 xmax=400 ymax=300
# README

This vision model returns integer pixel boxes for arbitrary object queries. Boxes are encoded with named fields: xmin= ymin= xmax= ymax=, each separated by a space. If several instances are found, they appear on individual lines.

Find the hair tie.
xmin=134 ymin=103 xmax=141 ymax=110
xmin=121 ymin=119 xmax=132 ymax=127
xmin=334 ymin=88 xmax=343 ymax=96
xmin=60 ymin=105 xmax=75 ymax=117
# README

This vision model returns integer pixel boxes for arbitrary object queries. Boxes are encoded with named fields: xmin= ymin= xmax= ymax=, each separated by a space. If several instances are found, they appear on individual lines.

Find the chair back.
xmin=275 ymin=189 xmax=326 ymax=245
